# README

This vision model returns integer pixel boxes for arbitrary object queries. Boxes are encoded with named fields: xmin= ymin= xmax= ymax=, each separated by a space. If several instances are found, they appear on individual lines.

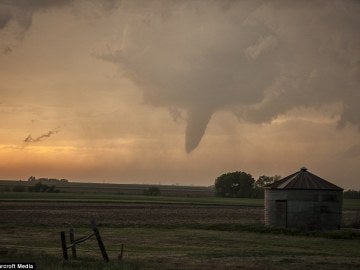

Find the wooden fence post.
xmin=69 ymin=228 xmax=77 ymax=259
xmin=60 ymin=220 xmax=110 ymax=262
xmin=118 ymin=243 xmax=124 ymax=261
xmin=91 ymin=219 xmax=109 ymax=262
xmin=60 ymin=231 xmax=68 ymax=260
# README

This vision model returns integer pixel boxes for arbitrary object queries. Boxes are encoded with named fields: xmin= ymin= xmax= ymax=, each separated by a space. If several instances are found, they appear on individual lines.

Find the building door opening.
xmin=275 ymin=200 xmax=287 ymax=228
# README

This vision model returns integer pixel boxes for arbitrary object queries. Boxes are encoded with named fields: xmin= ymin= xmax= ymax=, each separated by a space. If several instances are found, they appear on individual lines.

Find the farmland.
xmin=1 ymin=188 xmax=360 ymax=269
xmin=0 ymin=180 xmax=214 ymax=197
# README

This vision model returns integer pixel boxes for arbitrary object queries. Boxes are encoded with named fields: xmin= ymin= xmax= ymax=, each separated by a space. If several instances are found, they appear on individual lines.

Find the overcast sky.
xmin=0 ymin=0 xmax=359 ymax=188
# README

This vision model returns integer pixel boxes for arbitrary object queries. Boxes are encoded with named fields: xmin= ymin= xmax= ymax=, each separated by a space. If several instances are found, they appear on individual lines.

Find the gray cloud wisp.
xmin=24 ymin=129 xmax=59 ymax=143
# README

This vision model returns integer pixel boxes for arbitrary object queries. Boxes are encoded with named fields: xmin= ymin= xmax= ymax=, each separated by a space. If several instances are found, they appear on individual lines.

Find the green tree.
xmin=214 ymin=171 xmax=255 ymax=198
xmin=29 ymin=182 xmax=49 ymax=192
xmin=48 ymin=185 xmax=56 ymax=193
xmin=256 ymin=175 xmax=281 ymax=188
xmin=253 ymin=175 xmax=281 ymax=198
xmin=27 ymin=176 xmax=36 ymax=182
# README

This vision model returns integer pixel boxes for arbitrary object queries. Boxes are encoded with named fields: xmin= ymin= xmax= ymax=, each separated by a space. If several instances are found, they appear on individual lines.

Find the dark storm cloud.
xmin=24 ymin=129 xmax=59 ymax=143
xmin=0 ymin=0 xmax=120 ymax=52
xmin=0 ymin=8 xmax=12 ymax=29
xmin=2 ymin=0 xmax=358 ymax=153
xmin=0 ymin=0 xmax=74 ymax=53
xmin=101 ymin=0 xmax=360 ymax=152
xmin=0 ymin=0 xmax=73 ymax=30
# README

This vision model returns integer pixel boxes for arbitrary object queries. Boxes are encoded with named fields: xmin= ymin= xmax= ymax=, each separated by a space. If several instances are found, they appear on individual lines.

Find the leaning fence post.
xmin=118 ymin=243 xmax=124 ymax=261
xmin=91 ymin=219 xmax=109 ymax=262
xmin=60 ymin=231 xmax=68 ymax=260
xmin=69 ymin=228 xmax=77 ymax=259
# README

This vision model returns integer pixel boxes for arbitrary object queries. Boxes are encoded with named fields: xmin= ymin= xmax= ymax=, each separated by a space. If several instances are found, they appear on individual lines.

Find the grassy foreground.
xmin=1 ymin=226 xmax=360 ymax=270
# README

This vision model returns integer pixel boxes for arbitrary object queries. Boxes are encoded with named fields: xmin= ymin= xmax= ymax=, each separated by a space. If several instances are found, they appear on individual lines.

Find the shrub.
xmin=12 ymin=185 xmax=25 ymax=192
xmin=28 ymin=182 xmax=59 ymax=193
xmin=349 ymin=212 xmax=360 ymax=229
xmin=143 ymin=186 xmax=161 ymax=196
xmin=0 ymin=186 xmax=11 ymax=192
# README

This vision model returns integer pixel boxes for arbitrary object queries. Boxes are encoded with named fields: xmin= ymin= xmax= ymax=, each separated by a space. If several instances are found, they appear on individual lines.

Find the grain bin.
xmin=265 ymin=167 xmax=343 ymax=230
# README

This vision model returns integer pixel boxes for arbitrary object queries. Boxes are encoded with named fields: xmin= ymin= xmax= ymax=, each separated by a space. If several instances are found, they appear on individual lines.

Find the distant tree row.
xmin=214 ymin=171 xmax=360 ymax=199
xmin=343 ymin=190 xmax=360 ymax=199
xmin=28 ymin=182 xmax=59 ymax=193
xmin=11 ymin=182 xmax=60 ymax=193
xmin=214 ymin=171 xmax=281 ymax=198
xmin=28 ymin=176 xmax=69 ymax=182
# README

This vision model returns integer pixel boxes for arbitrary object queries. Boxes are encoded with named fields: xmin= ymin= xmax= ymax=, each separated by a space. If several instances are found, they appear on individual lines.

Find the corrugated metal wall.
xmin=265 ymin=189 xmax=342 ymax=230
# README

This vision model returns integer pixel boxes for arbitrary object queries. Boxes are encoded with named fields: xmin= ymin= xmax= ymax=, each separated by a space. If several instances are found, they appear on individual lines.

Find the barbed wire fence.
xmin=60 ymin=219 xmax=124 ymax=262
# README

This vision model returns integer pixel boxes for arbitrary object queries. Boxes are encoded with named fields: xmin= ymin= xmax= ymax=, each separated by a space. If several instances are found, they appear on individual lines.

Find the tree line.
xmin=27 ymin=176 xmax=69 ymax=182
xmin=343 ymin=190 xmax=360 ymax=199
xmin=214 ymin=171 xmax=281 ymax=198
xmin=12 ymin=182 xmax=60 ymax=193
xmin=214 ymin=171 xmax=360 ymax=199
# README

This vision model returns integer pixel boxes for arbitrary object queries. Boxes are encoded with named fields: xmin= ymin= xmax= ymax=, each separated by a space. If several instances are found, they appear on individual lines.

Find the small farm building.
xmin=265 ymin=167 xmax=343 ymax=230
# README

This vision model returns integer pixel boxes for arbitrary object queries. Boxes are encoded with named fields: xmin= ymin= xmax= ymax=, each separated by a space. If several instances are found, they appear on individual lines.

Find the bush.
xmin=28 ymin=182 xmax=59 ymax=193
xmin=12 ymin=185 xmax=25 ymax=192
xmin=0 ymin=186 xmax=11 ymax=192
xmin=143 ymin=186 xmax=161 ymax=196
xmin=349 ymin=212 xmax=360 ymax=229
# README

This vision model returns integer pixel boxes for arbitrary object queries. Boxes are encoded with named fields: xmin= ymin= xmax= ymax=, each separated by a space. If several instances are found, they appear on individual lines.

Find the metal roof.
xmin=267 ymin=167 xmax=343 ymax=190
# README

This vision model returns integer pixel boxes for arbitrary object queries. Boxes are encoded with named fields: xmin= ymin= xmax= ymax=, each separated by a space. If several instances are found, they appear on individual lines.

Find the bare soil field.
xmin=0 ymin=200 xmax=358 ymax=227
xmin=0 ymin=201 xmax=263 ymax=226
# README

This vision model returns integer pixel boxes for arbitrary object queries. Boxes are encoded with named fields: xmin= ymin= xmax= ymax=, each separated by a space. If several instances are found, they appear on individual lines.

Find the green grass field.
xmin=2 ymin=225 xmax=360 ymax=270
